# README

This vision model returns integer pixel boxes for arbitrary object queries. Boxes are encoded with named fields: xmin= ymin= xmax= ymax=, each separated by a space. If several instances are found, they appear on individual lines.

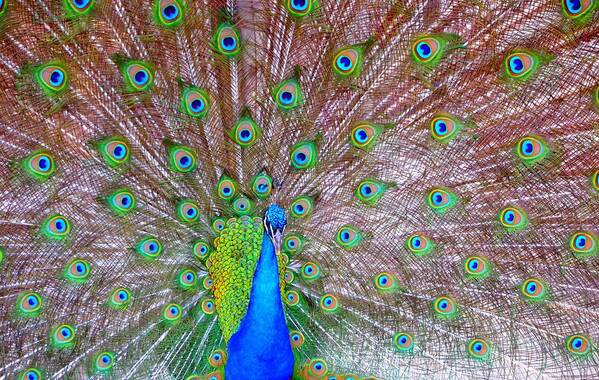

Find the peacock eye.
xmin=565 ymin=334 xmax=591 ymax=357
xmin=155 ymin=0 xmax=184 ymax=27
xmin=64 ymin=259 xmax=91 ymax=283
xmin=520 ymin=278 xmax=548 ymax=301
xmin=124 ymin=62 xmax=154 ymax=91
xmin=405 ymin=232 xmax=434 ymax=256
xmin=51 ymin=324 xmax=76 ymax=349
xmin=109 ymin=287 xmax=132 ymax=309
xmin=211 ymin=217 xmax=226 ymax=234
xmin=498 ymin=206 xmax=528 ymax=231
xmin=182 ymin=87 xmax=210 ymax=118
xmin=232 ymin=195 xmax=253 ymax=216
xmin=177 ymin=268 xmax=198 ymax=290
xmin=333 ymin=46 xmax=363 ymax=77
xmin=202 ymin=275 xmax=213 ymax=290
xmin=36 ymin=64 xmax=69 ymax=93
xmin=319 ymin=293 xmax=340 ymax=313
xmin=216 ymin=174 xmax=238 ymax=200
xmin=412 ymin=36 xmax=442 ymax=63
xmin=335 ymin=225 xmax=363 ymax=249
xmin=41 ymin=215 xmax=71 ymax=240
xmin=290 ymin=140 xmax=318 ymax=169
xmin=290 ymin=195 xmax=314 ymax=219
xmin=193 ymin=240 xmax=211 ymax=261
xmin=504 ymin=50 xmax=542 ymax=81
xmin=200 ymin=297 xmax=216 ymax=315
xmin=467 ymin=338 xmax=490 ymax=360
xmin=136 ymin=237 xmax=163 ymax=260
xmin=230 ymin=116 xmax=261 ymax=147
xmin=393 ymin=332 xmax=414 ymax=352
xmin=94 ymin=351 xmax=115 ymax=373
xmin=349 ymin=122 xmax=385 ymax=150
xmin=176 ymin=200 xmax=200 ymax=223
xmin=66 ymin=0 xmax=95 ymax=15
xmin=374 ymin=272 xmax=400 ymax=293
xmin=432 ymin=296 xmax=458 ymax=319
xmin=23 ymin=151 xmax=56 ymax=180
xmin=208 ymin=349 xmax=227 ymax=367
xmin=463 ymin=256 xmax=491 ymax=279
xmin=289 ymin=330 xmax=305 ymax=348
xmin=251 ymin=171 xmax=273 ymax=199
xmin=106 ymin=188 xmax=136 ymax=216
xmin=569 ymin=231 xmax=597 ymax=258
xmin=355 ymin=179 xmax=390 ymax=205
xmin=214 ymin=23 xmax=241 ymax=56
xmin=162 ymin=303 xmax=182 ymax=323
xmin=283 ymin=233 xmax=304 ymax=254
xmin=17 ymin=291 xmax=43 ymax=317
xmin=286 ymin=0 xmax=315 ymax=17
xmin=285 ymin=290 xmax=300 ymax=306
xmin=300 ymin=261 xmax=321 ymax=281
xmin=430 ymin=114 xmax=463 ymax=143
xmin=20 ymin=368 xmax=43 ymax=380
xmin=516 ymin=135 xmax=549 ymax=165
xmin=426 ymin=187 xmax=458 ymax=214
xmin=101 ymin=137 xmax=130 ymax=168
xmin=562 ymin=0 xmax=595 ymax=19
xmin=167 ymin=144 xmax=197 ymax=173
xmin=274 ymin=78 xmax=302 ymax=110
xmin=308 ymin=358 xmax=328 ymax=377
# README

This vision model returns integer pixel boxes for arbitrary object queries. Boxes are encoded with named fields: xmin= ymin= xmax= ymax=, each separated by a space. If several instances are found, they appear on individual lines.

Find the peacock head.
xmin=264 ymin=204 xmax=286 ymax=254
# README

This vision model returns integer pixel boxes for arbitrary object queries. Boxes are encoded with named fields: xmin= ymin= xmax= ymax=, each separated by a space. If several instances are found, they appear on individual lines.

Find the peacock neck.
xmin=224 ymin=231 xmax=294 ymax=380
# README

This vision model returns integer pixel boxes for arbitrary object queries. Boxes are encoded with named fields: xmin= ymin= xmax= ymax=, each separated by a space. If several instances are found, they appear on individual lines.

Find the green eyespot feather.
xmin=320 ymin=293 xmax=340 ymax=313
xmin=176 ymin=199 xmax=200 ymax=223
xmin=108 ymin=287 xmax=132 ymax=310
xmin=63 ymin=0 xmax=95 ymax=18
xmin=335 ymin=225 xmax=363 ymax=249
xmin=411 ymin=33 xmax=462 ymax=69
xmin=405 ymin=232 xmax=434 ymax=256
xmin=40 ymin=214 xmax=71 ymax=240
xmin=285 ymin=0 xmax=318 ymax=17
xmin=176 ymin=268 xmax=198 ymax=290
xmin=283 ymin=233 xmax=304 ymax=254
xmin=105 ymin=188 xmax=136 ymax=216
xmin=498 ymin=206 xmax=528 ymax=231
xmin=92 ymin=351 xmax=116 ymax=374
xmin=467 ymin=338 xmax=491 ymax=361
xmin=181 ymin=86 xmax=210 ymax=118
xmin=34 ymin=62 xmax=69 ymax=96
xmin=349 ymin=122 xmax=393 ymax=151
xmin=432 ymin=295 xmax=459 ymax=319
xmin=50 ymin=324 xmax=76 ymax=349
xmin=230 ymin=115 xmax=261 ymax=147
xmin=463 ymin=256 xmax=491 ymax=280
xmin=216 ymin=174 xmax=238 ymax=201
xmin=251 ymin=170 xmax=273 ymax=199
xmin=374 ymin=272 xmax=400 ymax=293
xmin=113 ymin=56 xmax=154 ymax=92
xmin=426 ymin=187 xmax=458 ymax=214
xmin=568 ymin=231 xmax=597 ymax=258
xmin=211 ymin=217 xmax=226 ymax=234
xmin=430 ymin=113 xmax=464 ymax=143
xmin=300 ymin=261 xmax=322 ymax=282
xmin=193 ymin=239 xmax=211 ymax=261
xmin=565 ymin=334 xmax=593 ymax=358
xmin=153 ymin=0 xmax=185 ymax=28
xmin=0 ymin=0 xmax=6 ymax=18
xmin=135 ymin=236 xmax=163 ymax=260
xmin=355 ymin=179 xmax=393 ymax=205
xmin=232 ymin=195 xmax=254 ymax=216
xmin=515 ymin=135 xmax=550 ymax=165
xmin=332 ymin=41 xmax=368 ymax=78
xmin=520 ymin=277 xmax=549 ymax=302
xmin=561 ymin=0 xmax=598 ymax=24
xmin=290 ymin=195 xmax=314 ymax=219
xmin=213 ymin=23 xmax=241 ymax=57
xmin=21 ymin=150 xmax=56 ymax=180
xmin=162 ymin=303 xmax=182 ymax=323
xmin=64 ymin=258 xmax=91 ymax=284
xmin=393 ymin=332 xmax=414 ymax=352
xmin=591 ymin=169 xmax=598 ymax=192
xmin=273 ymin=77 xmax=302 ymax=110
xmin=95 ymin=136 xmax=131 ymax=168
xmin=166 ymin=141 xmax=197 ymax=173
xmin=18 ymin=368 xmax=44 ymax=380
xmin=16 ymin=291 xmax=43 ymax=318
xmin=290 ymin=139 xmax=318 ymax=169
xmin=503 ymin=49 xmax=550 ymax=82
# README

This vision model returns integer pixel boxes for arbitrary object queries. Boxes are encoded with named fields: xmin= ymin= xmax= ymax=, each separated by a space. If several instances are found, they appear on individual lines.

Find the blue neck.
xmin=225 ymin=231 xmax=294 ymax=380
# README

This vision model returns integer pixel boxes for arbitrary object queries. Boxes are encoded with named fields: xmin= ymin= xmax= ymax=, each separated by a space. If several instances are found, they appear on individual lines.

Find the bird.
xmin=0 ymin=0 xmax=598 ymax=379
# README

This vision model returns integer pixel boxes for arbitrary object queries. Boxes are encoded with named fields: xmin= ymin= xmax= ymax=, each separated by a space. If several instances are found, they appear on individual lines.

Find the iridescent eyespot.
xmin=19 ymin=368 xmax=43 ymax=380
xmin=355 ymin=179 xmax=391 ymax=205
xmin=208 ymin=349 xmax=227 ymax=367
xmin=251 ymin=171 xmax=273 ymax=199
xmin=290 ymin=196 xmax=314 ymax=219
xmin=426 ymin=187 xmax=458 ymax=214
xmin=97 ymin=137 xmax=130 ymax=168
xmin=273 ymin=78 xmax=302 ymax=110
xmin=349 ymin=122 xmax=389 ymax=150
xmin=290 ymin=140 xmax=318 ymax=169
xmin=203 ymin=372 xmax=223 ymax=380
xmin=23 ymin=151 xmax=56 ymax=180
xmin=200 ymin=297 xmax=215 ymax=315
xmin=64 ymin=258 xmax=91 ymax=284
xmin=591 ymin=170 xmax=598 ymax=192
xmin=50 ymin=324 xmax=76 ymax=349
xmin=320 ymin=293 xmax=340 ymax=313
xmin=230 ymin=116 xmax=261 ymax=147
xmin=176 ymin=199 xmax=200 ymax=223
xmin=516 ymin=135 xmax=549 ymax=165
xmin=308 ymin=358 xmax=328 ymax=377
xmin=162 ymin=303 xmax=182 ymax=323
xmin=211 ymin=217 xmax=226 ymax=234
xmin=289 ymin=330 xmax=305 ymax=348
xmin=232 ymin=195 xmax=254 ymax=216
xmin=216 ymin=174 xmax=237 ymax=200
xmin=181 ymin=87 xmax=210 ymax=118
xmin=135 ymin=236 xmax=163 ymax=260
xmin=283 ymin=233 xmax=304 ymax=254
xmin=0 ymin=0 xmax=5 ymax=16
xmin=123 ymin=61 xmax=154 ymax=91
xmin=565 ymin=334 xmax=592 ymax=357
xmin=193 ymin=240 xmax=211 ymax=261
xmin=65 ymin=0 xmax=95 ymax=16
xmin=520 ymin=278 xmax=548 ymax=301
xmin=167 ymin=143 xmax=197 ymax=173
xmin=154 ymin=0 xmax=184 ymax=28
xmin=300 ymin=261 xmax=321 ymax=282
xmin=333 ymin=46 xmax=364 ymax=77
xmin=433 ymin=296 xmax=458 ymax=319
xmin=16 ymin=291 xmax=43 ymax=318
xmin=335 ymin=225 xmax=363 ymax=249
xmin=285 ymin=290 xmax=300 ymax=306
xmin=504 ymin=50 xmax=544 ymax=81
xmin=213 ymin=23 xmax=241 ymax=56
xmin=412 ymin=36 xmax=441 ymax=63
xmin=176 ymin=268 xmax=197 ymax=290
xmin=405 ymin=233 xmax=434 ymax=256
xmin=93 ymin=351 xmax=115 ymax=373
xmin=108 ymin=287 xmax=132 ymax=309
xmin=430 ymin=113 xmax=463 ymax=143
xmin=41 ymin=214 xmax=71 ymax=240
xmin=568 ymin=231 xmax=597 ymax=258
xmin=498 ymin=206 xmax=528 ymax=231
xmin=374 ymin=272 xmax=400 ymax=293
xmin=463 ymin=256 xmax=491 ymax=280
xmin=393 ymin=332 xmax=414 ymax=352
xmin=35 ymin=63 xmax=69 ymax=94
xmin=106 ymin=188 xmax=136 ymax=216
xmin=286 ymin=0 xmax=317 ymax=17
xmin=202 ymin=275 xmax=213 ymax=289
xmin=561 ymin=0 xmax=596 ymax=21
xmin=467 ymin=338 xmax=490 ymax=360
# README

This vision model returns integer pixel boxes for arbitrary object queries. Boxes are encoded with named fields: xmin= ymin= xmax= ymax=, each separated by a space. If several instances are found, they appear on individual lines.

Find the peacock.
xmin=0 ymin=0 xmax=598 ymax=379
